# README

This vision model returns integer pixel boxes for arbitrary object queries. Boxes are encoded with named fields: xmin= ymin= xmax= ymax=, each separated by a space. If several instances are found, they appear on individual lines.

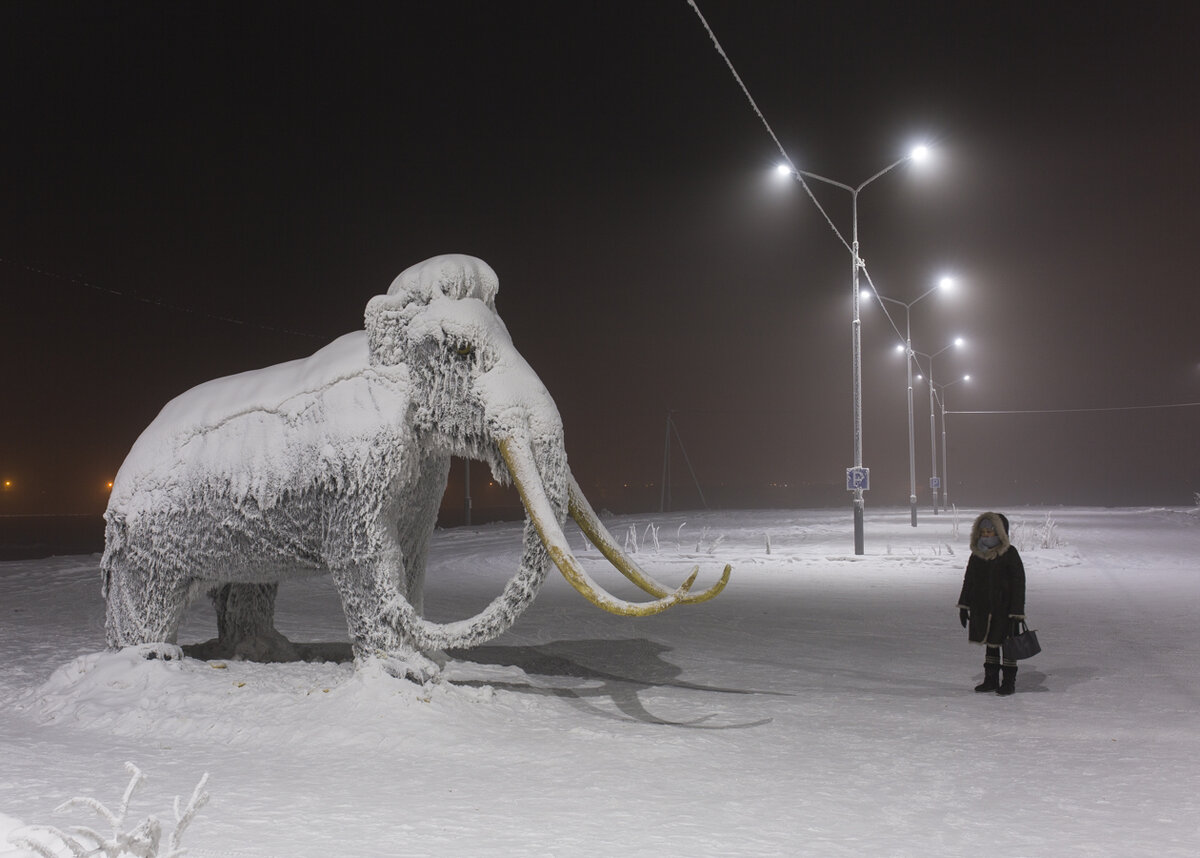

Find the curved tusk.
xmin=567 ymin=471 xmax=730 ymax=604
xmin=498 ymin=437 xmax=695 ymax=617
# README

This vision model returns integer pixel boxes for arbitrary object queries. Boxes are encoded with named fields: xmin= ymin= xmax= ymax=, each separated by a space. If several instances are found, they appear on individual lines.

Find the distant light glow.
xmin=910 ymin=145 xmax=930 ymax=162
xmin=939 ymin=276 xmax=954 ymax=290
xmin=963 ymin=374 xmax=971 ymax=382
xmin=775 ymin=164 xmax=793 ymax=177
xmin=954 ymin=337 xmax=965 ymax=347
xmin=895 ymin=343 xmax=906 ymax=353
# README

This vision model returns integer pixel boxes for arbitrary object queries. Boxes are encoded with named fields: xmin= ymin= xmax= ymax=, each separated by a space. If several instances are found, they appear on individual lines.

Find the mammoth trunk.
xmin=382 ymin=433 xmax=568 ymax=651
xmin=408 ymin=340 xmax=498 ymax=470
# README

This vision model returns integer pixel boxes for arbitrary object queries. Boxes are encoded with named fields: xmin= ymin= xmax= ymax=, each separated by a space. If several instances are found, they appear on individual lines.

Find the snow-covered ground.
xmin=2 ymin=506 xmax=1198 ymax=857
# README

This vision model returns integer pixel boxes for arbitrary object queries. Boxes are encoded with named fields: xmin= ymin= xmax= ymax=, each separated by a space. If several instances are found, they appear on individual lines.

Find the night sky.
xmin=3 ymin=1 xmax=1198 ymax=523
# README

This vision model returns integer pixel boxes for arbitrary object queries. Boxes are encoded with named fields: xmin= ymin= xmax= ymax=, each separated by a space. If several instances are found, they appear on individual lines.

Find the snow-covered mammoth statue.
xmin=102 ymin=254 xmax=729 ymax=680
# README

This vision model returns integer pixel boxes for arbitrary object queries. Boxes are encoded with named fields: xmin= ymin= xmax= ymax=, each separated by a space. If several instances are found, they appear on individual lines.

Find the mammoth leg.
xmin=208 ymin=583 xmax=299 ymax=662
xmin=393 ymin=453 xmax=452 ymax=616
xmin=103 ymin=553 xmax=191 ymax=653
xmin=329 ymin=545 xmax=441 ymax=683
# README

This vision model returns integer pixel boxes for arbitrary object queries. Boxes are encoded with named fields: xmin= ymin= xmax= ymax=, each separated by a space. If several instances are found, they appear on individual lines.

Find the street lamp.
xmin=933 ymin=374 xmax=970 ymax=511
xmin=872 ymin=276 xmax=952 ymax=527
xmin=915 ymin=336 xmax=965 ymax=513
xmin=777 ymin=144 xmax=930 ymax=554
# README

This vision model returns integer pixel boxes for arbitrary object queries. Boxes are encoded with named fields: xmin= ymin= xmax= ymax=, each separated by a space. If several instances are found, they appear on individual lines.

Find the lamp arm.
xmin=789 ymin=171 xmax=853 ymax=253
xmin=856 ymin=154 xmax=910 ymax=193
xmin=863 ymin=270 xmax=908 ymax=343
xmin=796 ymin=169 xmax=855 ymax=194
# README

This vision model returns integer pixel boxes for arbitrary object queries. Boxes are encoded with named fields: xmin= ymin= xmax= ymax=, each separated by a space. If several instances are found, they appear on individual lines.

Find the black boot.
xmin=997 ymin=664 xmax=1018 ymax=696
xmin=974 ymin=662 xmax=1000 ymax=693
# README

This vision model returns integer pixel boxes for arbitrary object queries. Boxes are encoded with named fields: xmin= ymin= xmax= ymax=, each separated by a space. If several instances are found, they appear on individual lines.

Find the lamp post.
xmin=872 ymin=276 xmax=952 ymax=527
xmin=915 ymin=337 xmax=964 ymax=514
xmin=933 ymin=375 xmax=970 ymax=511
xmin=776 ymin=145 xmax=929 ymax=554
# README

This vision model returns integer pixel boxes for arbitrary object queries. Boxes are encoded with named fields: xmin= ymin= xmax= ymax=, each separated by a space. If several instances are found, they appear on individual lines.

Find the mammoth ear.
xmin=364 ymin=294 xmax=411 ymax=366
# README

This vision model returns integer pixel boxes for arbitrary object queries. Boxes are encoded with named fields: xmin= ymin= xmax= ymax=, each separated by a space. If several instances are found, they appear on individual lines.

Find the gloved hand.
xmin=959 ymin=608 xmax=969 ymax=628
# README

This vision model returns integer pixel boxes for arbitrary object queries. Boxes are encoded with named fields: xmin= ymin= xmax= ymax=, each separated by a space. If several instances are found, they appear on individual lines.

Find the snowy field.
xmin=2 ymin=506 xmax=1198 ymax=858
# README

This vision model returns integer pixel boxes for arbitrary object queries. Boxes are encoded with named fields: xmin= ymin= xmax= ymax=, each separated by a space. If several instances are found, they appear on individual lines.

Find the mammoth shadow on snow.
xmin=180 ymin=634 xmax=775 ymax=729
xmin=448 ymin=637 xmax=780 ymax=729
xmin=182 ymin=637 xmax=355 ymax=664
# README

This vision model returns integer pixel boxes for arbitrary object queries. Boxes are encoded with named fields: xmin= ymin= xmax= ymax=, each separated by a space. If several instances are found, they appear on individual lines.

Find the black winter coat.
xmin=957 ymin=512 xmax=1026 ymax=646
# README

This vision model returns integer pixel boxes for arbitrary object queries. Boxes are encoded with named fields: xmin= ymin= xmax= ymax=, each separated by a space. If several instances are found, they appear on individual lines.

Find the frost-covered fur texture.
xmin=102 ymin=254 xmax=568 ymax=679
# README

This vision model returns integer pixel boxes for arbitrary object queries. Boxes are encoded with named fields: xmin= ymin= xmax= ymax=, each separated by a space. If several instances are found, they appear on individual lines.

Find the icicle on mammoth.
xmin=101 ymin=254 xmax=730 ymax=680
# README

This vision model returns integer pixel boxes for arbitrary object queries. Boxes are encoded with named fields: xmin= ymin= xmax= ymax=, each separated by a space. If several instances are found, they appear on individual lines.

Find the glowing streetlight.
xmin=915 ymin=337 xmax=965 ymax=514
xmin=873 ymin=276 xmax=954 ymax=527
xmin=933 ymin=375 xmax=970 ymax=511
xmin=776 ymin=144 xmax=932 ymax=553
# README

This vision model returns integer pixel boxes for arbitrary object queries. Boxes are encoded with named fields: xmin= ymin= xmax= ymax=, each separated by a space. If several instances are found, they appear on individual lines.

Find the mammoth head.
xmin=363 ymin=255 xmax=730 ymax=652
xmin=364 ymin=254 xmax=560 ymax=474
xmin=365 ymin=253 xmax=500 ymax=362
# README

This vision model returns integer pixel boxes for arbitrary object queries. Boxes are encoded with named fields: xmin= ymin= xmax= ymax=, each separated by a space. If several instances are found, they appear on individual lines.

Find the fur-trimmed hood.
xmin=970 ymin=511 xmax=1012 ymax=560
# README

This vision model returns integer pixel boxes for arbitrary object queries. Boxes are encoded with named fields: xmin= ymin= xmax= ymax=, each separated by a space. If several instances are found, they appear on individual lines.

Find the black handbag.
xmin=1002 ymin=620 xmax=1042 ymax=661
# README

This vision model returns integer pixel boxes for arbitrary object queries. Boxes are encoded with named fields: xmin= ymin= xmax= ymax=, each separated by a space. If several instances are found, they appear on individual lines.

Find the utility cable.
xmin=685 ymin=1 xmax=851 ymax=254
xmin=950 ymin=402 xmax=1200 ymax=415
xmin=1 ymin=256 xmax=324 ymax=340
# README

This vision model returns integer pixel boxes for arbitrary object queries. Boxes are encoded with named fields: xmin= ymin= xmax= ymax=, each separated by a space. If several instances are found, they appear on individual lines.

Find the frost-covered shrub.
xmin=9 ymin=763 xmax=209 ymax=858
xmin=695 ymin=527 xmax=726 ymax=555
xmin=623 ymin=524 xmax=639 ymax=555
xmin=643 ymin=523 xmax=660 ymax=553
xmin=1010 ymin=513 xmax=1063 ymax=550
xmin=618 ymin=523 xmax=661 ymax=555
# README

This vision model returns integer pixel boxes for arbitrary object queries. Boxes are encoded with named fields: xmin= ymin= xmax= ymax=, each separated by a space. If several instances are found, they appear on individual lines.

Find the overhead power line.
xmin=1 ymin=256 xmax=323 ymax=340
xmin=685 ymin=0 xmax=850 ymax=254
xmin=950 ymin=402 xmax=1200 ymax=415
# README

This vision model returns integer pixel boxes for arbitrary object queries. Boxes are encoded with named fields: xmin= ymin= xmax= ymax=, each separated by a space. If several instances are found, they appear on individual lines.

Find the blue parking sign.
xmin=846 ymin=467 xmax=870 ymax=491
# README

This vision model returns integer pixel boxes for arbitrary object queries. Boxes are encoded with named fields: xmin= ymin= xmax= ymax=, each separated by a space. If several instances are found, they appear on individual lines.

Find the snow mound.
xmin=18 ymin=649 xmax=534 ymax=749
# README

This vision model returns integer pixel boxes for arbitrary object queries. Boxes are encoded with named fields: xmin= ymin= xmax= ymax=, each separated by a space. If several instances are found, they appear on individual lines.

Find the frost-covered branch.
xmin=166 ymin=773 xmax=210 ymax=857
xmin=642 ymin=522 xmax=660 ymax=553
xmin=9 ymin=763 xmax=210 ymax=858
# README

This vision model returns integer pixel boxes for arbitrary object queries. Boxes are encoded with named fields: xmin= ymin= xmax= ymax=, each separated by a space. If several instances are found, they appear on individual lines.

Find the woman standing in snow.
xmin=957 ymin=512 xmax=1026 ymax=695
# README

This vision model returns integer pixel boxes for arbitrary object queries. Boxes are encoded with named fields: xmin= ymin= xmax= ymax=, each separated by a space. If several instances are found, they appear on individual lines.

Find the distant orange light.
xmin=106 ymin=481 xmax=114 ymax=490
xmin=2 ymin=480 xmax=11 ymax=489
